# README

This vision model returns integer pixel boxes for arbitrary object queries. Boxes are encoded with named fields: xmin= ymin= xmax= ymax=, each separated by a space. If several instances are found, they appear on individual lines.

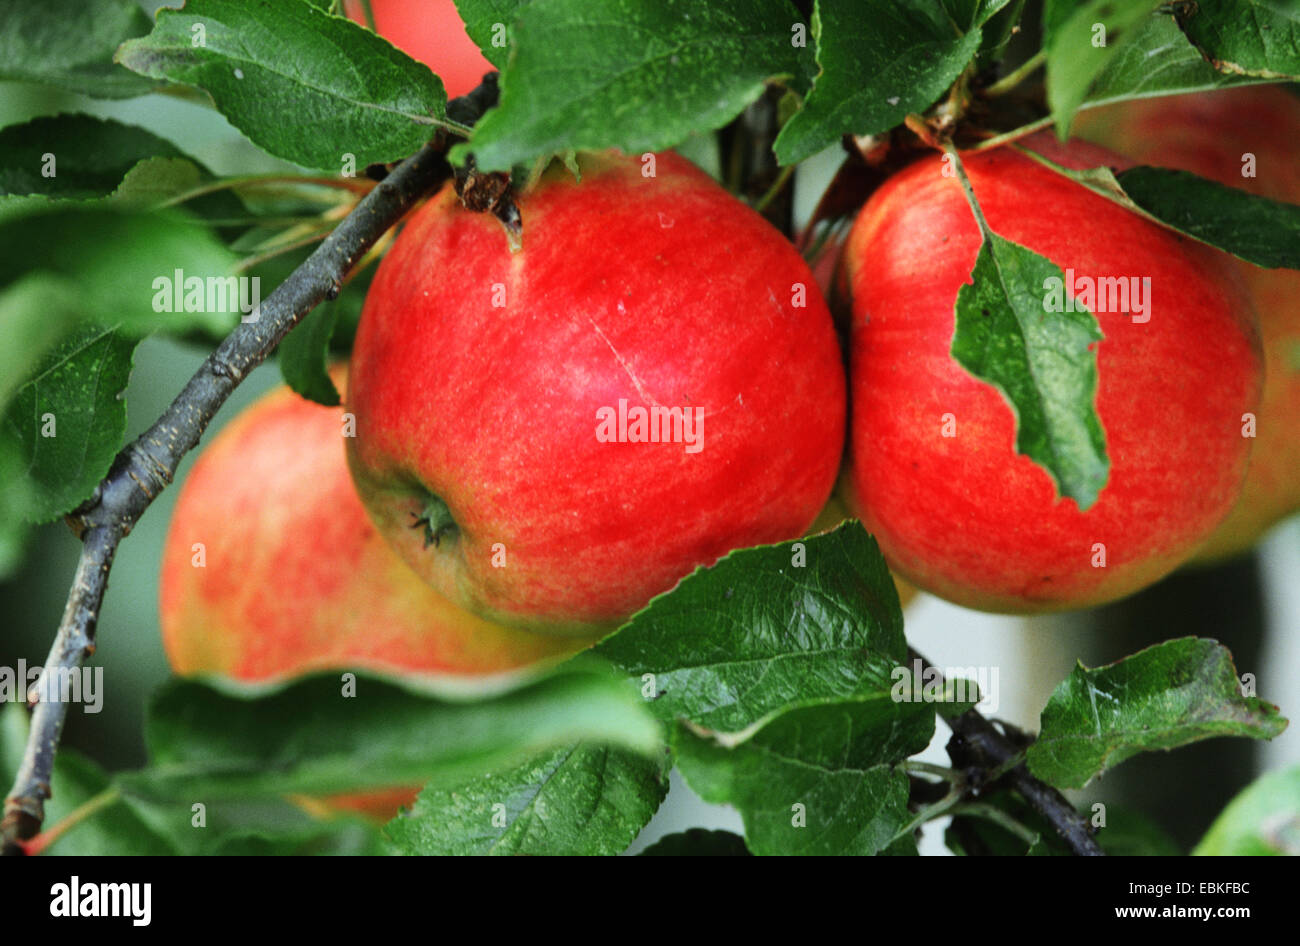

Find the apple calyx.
xmin=409 ymin=495 xmax=459 ymax=549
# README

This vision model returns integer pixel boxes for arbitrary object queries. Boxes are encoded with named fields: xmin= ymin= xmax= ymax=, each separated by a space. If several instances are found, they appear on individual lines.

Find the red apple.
xmin=159 ymin=373 xmax=581 ymax=683
xmin=346 ymin=151 xmax=847 ymax=634
xmin=160 ymin=372 xmax=586 ymax=821
xmin=344 ymin=0 xmax=494 ymax=100
xmin=841 ymin=142 xmax=1261 ymax=613
xmin=1073 ymin=87 xmax=1300 ymax=561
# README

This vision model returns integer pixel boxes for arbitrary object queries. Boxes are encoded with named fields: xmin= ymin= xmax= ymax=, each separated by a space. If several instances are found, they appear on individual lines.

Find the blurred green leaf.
xmin=0 ymin=201 xmax=242 ymax=337
xmin=278 ymin=301 xmax=343 ymax=406
xmin=0 ymin=115 xmax=184 ymax=198
xmin=0 ymin=0 xmax=157 ymax=98
xmin=1043 ymin=0 xmax=1164 ymax=136
xmin=1194 ymin=764 xmax=1300 ymax=855
xmin=119 ymin=668 xmax=662 ymax=801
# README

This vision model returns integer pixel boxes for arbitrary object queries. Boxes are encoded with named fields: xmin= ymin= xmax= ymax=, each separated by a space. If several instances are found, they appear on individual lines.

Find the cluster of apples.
xmin=157 ymin=7 xmax=1298 ymax=812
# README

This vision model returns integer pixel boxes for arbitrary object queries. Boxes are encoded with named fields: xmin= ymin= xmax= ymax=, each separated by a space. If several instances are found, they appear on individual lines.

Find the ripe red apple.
xmin=344 ymin=0 xmax=494 ymax=100
xmin=841 ymin=142 xmax=1261 ymax=613
xmin=1073 ymin=87 xmax=1300 ymax=561
xmin=160 ymin=372 xmax=585 ymax=821
xmin=159 ymin=374 xmax=581 ymax=683
xmin=346 ymin=151 xmax=846 ymax=634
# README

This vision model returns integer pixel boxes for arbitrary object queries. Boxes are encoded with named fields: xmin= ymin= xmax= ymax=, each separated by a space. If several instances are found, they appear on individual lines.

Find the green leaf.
xmin=0 ymin=201 xmax=242 ymax=337
xmin=0 ymin=435 xmax=33 ymax=577
xmin=1043 ymin=0 xmax=1164 ymax=136
xmin=119 ymin=667 xmax=662 ymax=801
xmin=0 ymin=273 xmax=83 ymax=411
xmin=1175 ymin=0 xmax=1300 ymax=79
xmin=1 ymin=325 xmax=136 ymax=523
xmin=278 ymin=301 xmax=343 ymax=406
xmin=1194 ymin=764 xmax=1300 ymax=855
xmin=1085 ymin=12 xmax=1270 ymax=104
xmin=385 ymin=743 xmax=668 ymax=855
xmin=115 ymin=0 xmax=449 ymax=170
xmin=108 ymin=157 xmax=204 ymax=209
xmin=672 ymin=703 xmax=920 ymax=856
xmin=596 ymin=522 xmax=907 ymax=735
xmin=458 ymin=0 xmax=815 ymax=172
xmin=1026 ymin=638 xmax=1288 ymax=789
xmin=639 ymin=828 xmax=752 ymax=855
xmin=941 ymin=0 xmax=1015 ymax=29
xmin=121 ymin=795 xmax=387 ymax=856
xmin=774 ymin=0 xmax=982 ymax=166
xmin=0 ymin=0 xmax=157 ymax=98
xmin=951 ymin=232 xmax=1109 ymax=509
xmin=0 ymin=115 xmax=185 ymax=198
xmin=0 ymin=705 xmax=175 ymax=855
xmin=1116 ymin=166 xmax=1300 ymax=270
xmin=454 ymin=0 xmax=529 ymax=69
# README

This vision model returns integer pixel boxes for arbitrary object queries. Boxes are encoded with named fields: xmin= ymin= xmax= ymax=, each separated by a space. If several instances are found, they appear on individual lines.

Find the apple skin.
xmin=1073 ymin=87 xmax=1300 ymax=561
xmin=160 ymin=373 xmax=586 ymax=822
xmin=159 ymin=376 xmax=581 ymax=683
xmin=344 ymin=0 xmax=493 ymax=100
xmin=347 ymin=151 xmax=847 ymax=635
xmin=841 ymin=143 xmax=1261 ymax=614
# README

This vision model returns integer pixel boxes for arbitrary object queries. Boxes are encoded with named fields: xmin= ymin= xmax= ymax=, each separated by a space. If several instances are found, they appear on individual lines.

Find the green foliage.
xmin=1042 ymin=0 xmax=1165 ymax=136
xmin=597 ymin=523 xmax=906 ymax=734
xmin=1 ymin=326 xmax=137 ymax=523
xmin=0 ymin=115 xmax=183 ymax=198
xmin=951 ymin=219 xmax=1110 ymax=510
xmin=121 ymin=667 xmax=662 ymax=801
xmin=0 ymin=0 xmax=157 ymax=98
xmin=773 ymin=0 xmax=981 ymax=165
xmin=1174 ymin=0 xmax=1300 ymax=79
xmin=385 ymin=743 xmax=669 ymax=855
xmin=116 ymin=0 xmax=451 ymax=170
xmin=1026 ymin=638 xmax=1288 ymax=789
xmin=1116 ymin=167 xmax=1300 ymax=269
xmin=455 ymin=0 xmax=815 ymax=171
xmin=454 ymin=0 xmax=530 ymax=69
xmin=0 ymin=0 xmax=1294 ymax=858
xmin=1194 ymin=765 xmax=1300 ymax=855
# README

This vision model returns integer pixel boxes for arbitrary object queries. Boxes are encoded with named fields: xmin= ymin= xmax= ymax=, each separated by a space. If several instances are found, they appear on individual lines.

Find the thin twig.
xmin=908 ymin=648 xmax=1104 ymax=856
